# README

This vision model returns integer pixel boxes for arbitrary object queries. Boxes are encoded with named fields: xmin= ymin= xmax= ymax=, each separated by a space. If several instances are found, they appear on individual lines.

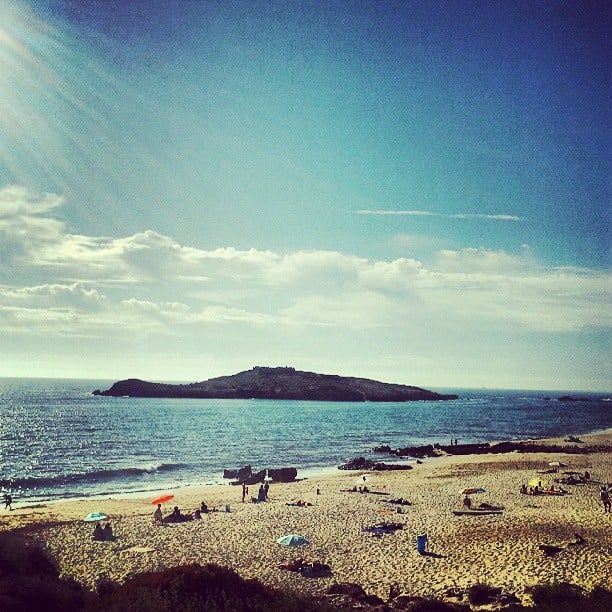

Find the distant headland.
xmin=93 ymin=366 xmax=458 ymax=402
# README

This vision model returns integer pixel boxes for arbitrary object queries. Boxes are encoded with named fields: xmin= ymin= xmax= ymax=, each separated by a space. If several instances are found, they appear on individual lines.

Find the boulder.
xmin=268 ymin=467 xmax=297 ymax=482
xmin=222 ymin=465 xmax=252 ymax=480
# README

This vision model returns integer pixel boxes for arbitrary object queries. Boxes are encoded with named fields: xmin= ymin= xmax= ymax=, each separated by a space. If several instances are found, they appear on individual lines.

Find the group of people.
xmin=557 ymin=471 xmax=591 ymax=485
xmin=154 ymin=501 xmax=214 ymax=524
xmin=251 ymin=483 xmax=269 ymax=503
xmin=341 ymin=485 xmax=371 ymax=493
xmin=517 ymin=471 xmax=611 ymax=513
xmin=519 ymin=483 xmax=566 ymax=495
xmin=92 ymin=522 xmax=114 ymax=541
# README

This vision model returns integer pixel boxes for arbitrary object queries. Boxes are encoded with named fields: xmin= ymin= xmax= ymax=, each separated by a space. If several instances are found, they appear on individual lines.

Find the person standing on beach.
xmin=600 ymin=486 xmax=611 ymax=512
xmin=3 ymin=493 xmax=12 ymax=510
xmin=154 ymin=503 xmax=163 ymax=524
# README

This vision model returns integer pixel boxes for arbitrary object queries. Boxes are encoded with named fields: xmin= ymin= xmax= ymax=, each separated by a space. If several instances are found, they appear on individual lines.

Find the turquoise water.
xmin=0 ymin=378 xmax=610 ymax=504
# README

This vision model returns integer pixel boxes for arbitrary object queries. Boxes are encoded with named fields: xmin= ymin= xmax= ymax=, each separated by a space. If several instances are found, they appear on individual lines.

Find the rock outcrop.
xmin=222 ymin=465 xmax=298 ymax=484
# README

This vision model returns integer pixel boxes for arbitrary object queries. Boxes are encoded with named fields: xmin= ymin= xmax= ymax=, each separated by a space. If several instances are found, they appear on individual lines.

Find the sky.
xmin=0 ymin=0 xmax=610 ymax=390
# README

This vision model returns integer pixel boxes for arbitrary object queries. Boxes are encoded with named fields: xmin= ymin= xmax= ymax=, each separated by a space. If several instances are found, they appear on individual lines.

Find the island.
xmin=93 ymin=366 xmax=458 ymax=402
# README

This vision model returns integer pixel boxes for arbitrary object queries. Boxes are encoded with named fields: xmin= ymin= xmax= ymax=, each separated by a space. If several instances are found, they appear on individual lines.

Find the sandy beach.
xmin=2 ymin=430 xmax=610 ymax=607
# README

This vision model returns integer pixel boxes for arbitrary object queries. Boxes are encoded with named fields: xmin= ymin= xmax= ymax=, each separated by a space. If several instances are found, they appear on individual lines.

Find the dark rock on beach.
xmin=222 ymin=465 xmax=298 ymax=484
xmin=373 ymin=444 xmax=440 ymax=458
xmin=374 ymin=440 xmax=611 ymax=459
xmin=327 ymin=583 xmax=386 ymax=607
xmin=269 ymin=467 xmax=298 ymax=482
xmin=338 ymin=457 xmax=413 ymax=471
xmin=223 ymin=465 xmax=252 ymax=481
xmin=93 ymin=366 xmax=459 ymax=402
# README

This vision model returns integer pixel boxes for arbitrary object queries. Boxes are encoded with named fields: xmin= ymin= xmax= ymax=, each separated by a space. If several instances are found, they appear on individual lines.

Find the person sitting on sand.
xmin=103 ymin=522 xmax=115 ymax=541
xmin=193 ymin=509 xmax=201 ymax=519
xmin=520 ymin=484 xmax=528 ymax=495
xmin=200 ymin=501 xmax=209 ymax=514
xmin=153 ymin=503 xmax=163 ymax=525
xmin=477 ymin=502 xmax=504 ymax=511
xmin=164 ymin=506 xmax=183 ymax=523
xmin=93 ymin=523 xmax=105 ymax=541
xmin=463 ymin=495 xmax=472 ymax=509
xmin=279 ymin=558 xmax=304 ymax=572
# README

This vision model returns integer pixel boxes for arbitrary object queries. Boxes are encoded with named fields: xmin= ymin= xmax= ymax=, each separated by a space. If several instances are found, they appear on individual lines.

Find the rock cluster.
xmin=222 ymin=465 xmax=297 ymax=484
xmin=337 ymin=457 xmax=413 ymax=471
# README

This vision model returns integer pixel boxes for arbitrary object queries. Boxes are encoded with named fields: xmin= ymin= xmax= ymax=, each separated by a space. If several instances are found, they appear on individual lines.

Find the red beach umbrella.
xmin=151 ymin=494 xmax=174 ymax=505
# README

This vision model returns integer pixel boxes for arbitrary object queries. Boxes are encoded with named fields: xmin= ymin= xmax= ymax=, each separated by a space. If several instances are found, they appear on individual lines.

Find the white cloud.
xmin=1 ymin=186 xmax=610 ymax=385
xmin=0 ymin=282 xmax=107 ymax=311
xmin=355 ymin=209 xmax=521 ymax=221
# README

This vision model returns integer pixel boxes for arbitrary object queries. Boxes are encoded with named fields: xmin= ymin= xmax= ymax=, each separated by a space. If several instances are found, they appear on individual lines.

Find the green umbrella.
xmin=84 ymin=511 xmax=108 ymax=522
xmin=277 ymin=534 xmax=309 ymax=547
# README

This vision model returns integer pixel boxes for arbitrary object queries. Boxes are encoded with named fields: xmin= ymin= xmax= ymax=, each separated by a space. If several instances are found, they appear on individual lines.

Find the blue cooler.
xmin=417 ymin=534 xmax=427 ymax=554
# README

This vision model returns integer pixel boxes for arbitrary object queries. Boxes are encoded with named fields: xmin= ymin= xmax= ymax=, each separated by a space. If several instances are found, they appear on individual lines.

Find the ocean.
xmin=1 ymin=378 xmax=610 ymax=505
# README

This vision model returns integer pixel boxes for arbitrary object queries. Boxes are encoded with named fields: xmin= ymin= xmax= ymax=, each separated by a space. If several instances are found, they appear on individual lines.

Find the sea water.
xmin=0 ymin=378 xmax=610 ymax=504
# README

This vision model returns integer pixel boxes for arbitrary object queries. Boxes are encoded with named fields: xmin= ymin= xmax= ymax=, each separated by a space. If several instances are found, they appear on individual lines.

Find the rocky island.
xmin=93 ymin=366 xmax=458 ymax=402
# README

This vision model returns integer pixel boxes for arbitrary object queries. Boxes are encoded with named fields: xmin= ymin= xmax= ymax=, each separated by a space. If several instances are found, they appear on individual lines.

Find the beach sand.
xmin=2 ymin=431 xmax=610 ymax=606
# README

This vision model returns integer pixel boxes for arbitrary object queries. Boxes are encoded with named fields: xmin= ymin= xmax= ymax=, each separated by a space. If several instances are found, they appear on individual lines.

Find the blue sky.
xmin=0 ymin=0 xmax=610 ymax=389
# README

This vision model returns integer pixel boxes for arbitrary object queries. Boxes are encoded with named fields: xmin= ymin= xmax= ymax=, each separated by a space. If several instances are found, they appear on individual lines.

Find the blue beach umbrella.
xmin=277 ymin=534 xmax=309 ymax=547
xmin=84 ymin=511 xmax=108 ymax=522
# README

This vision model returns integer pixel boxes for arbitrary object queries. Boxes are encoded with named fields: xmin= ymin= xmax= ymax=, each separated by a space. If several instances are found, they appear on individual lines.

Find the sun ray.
xmin=0 ymin=0 xmax=155 ymax=206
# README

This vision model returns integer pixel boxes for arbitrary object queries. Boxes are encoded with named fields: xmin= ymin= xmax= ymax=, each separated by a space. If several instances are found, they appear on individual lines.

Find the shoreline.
xmin=2 ymin=430 xmax=610 ymax=607
xmin=6 ymin=427 xmax=611 ymax=509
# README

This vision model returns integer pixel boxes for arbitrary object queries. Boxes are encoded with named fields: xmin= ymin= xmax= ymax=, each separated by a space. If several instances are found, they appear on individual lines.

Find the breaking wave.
xmin=0 ymin=463 xmax=187 ymax=490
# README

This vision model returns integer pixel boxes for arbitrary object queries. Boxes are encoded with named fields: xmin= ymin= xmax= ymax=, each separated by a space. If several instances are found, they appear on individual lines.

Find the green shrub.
xmin=530 ymin=582 xmax=612 ymax=612
xmin=0 ymin=532 xmax=90 ymax=611
xmin=100 ymin=563 xmax=338 ymax=612
xmin=467 ymin=582 xmax=501 ymax=605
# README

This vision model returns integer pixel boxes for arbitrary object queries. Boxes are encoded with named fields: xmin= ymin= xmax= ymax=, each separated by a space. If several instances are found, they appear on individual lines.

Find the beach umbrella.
xmin=277 ymin=534 xmax=309 ymax=547
xmin=528 ymin=478 xmax=548 ymax=488
xmin=151 ymin=494 xmax=174 ymax=505
xmin=460 ymin=487 xmax=485 ymax=495
xmin=84 ymin=512 xmax=108 ymax=522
